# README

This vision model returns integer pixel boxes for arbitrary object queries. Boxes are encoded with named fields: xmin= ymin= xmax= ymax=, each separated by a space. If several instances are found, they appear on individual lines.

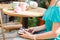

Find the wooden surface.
xmin=2 ymin=7 xmax=46 ymax=17
xmin=0 ymin=4 xmax=46 ymax=17
xmin=0 ymin=3 xmax=46 ymax=17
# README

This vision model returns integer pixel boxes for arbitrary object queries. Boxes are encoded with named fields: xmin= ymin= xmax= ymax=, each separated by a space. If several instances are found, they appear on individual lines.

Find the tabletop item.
xmin=14 ymin=2 xmax=29 ymax=13
xmin=14 ymin=6 xmax=22 ymax=13
xmin=19 ymin=2 xmax=29 ymax=11
xmin=29 ymin=1 xmax=38 ymax=8
xmin=12 ymin=2 xmax=20 ymax=8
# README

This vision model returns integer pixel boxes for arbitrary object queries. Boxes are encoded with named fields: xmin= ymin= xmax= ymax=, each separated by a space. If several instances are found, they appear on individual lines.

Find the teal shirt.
xmin=44 ymin=20 xmax=53 ymax=32
xmin=42 ymin=6 xmax=60 ymax=40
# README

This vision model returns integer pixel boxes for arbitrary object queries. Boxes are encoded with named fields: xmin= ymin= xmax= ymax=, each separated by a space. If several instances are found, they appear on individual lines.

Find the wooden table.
xmin=2 ymin=7 xmax=46 ymax=17
xmin=0 ymin=3 xmax=46 ymax=28
xmin=2 ymin=7 xmax=46 ymax=28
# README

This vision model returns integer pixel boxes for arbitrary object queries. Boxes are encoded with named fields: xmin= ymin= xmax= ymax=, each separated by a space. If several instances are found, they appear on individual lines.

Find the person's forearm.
xmin=36 ymin=31 xmax=57 ymax=39
xmin=35 ymin=25 xmax=45 ymax=31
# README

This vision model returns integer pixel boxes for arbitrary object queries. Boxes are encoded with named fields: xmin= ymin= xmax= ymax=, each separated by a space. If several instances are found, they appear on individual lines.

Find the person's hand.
xmin=19 ymin=30 xmax=33 ymax=39
xmin=28 ymin=27 xmax=39 ymax=34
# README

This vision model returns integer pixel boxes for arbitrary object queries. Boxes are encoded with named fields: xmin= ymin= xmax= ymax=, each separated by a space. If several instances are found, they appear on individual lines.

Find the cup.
xmin=13 ymin=2 xmax=20 ymax=8
xmin=19 ymin=2 xmax=29 ymax=11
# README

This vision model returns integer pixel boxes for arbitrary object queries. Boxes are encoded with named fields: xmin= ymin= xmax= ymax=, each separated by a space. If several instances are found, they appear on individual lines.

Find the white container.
xmin=13 ymin=2 xmax=20 ymax=8
xmin=29 ymin=1 xmax=38 ymax=8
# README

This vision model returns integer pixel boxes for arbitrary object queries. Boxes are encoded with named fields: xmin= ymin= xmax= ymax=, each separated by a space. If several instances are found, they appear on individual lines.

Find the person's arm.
xmin=33 ymin=23 xmax=60 ymax=39
xmin=49 ymin=0 xmax=56 ymax=6
xmin=19 ymin=23 xmax=59 ymax=39
xmin=28 ymin=25 xmax=46 ymax=33
xmin=34 ymin=25 xmax=45 ymax=31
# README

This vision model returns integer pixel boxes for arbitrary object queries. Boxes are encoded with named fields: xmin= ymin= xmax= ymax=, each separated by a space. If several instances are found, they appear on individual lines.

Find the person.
xmin=13 ymin=0 xmax=60 ymax=40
